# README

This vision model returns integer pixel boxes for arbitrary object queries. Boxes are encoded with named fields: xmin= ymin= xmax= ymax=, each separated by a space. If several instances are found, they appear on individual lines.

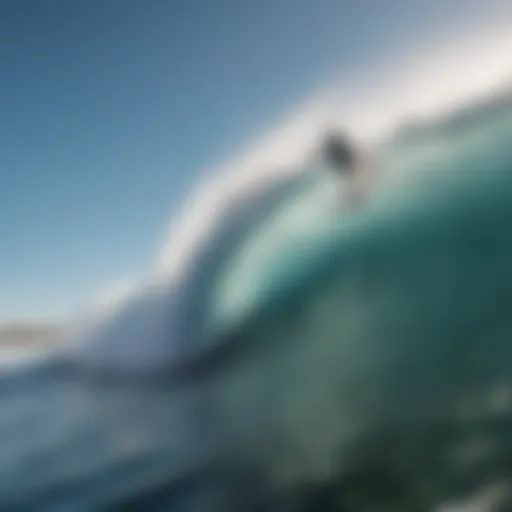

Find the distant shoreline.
xmin=0 ymin=323 xmax=62 ymax=347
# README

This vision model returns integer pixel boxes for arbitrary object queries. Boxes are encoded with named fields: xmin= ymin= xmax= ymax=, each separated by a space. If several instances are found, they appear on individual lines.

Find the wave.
xmin=5 ymin=86 xmax=512 ymax=512
xmin=71 ymin=91 xmax=512 ymax=380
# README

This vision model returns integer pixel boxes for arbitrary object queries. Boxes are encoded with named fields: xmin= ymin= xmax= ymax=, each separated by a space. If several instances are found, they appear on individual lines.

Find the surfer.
xmin=321 ymin=131 xmax=374 ymax=208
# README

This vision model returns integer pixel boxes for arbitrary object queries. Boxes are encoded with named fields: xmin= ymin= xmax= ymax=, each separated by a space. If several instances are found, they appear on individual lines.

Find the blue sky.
xmin=0 ymin=0 xmax=509 ymax=322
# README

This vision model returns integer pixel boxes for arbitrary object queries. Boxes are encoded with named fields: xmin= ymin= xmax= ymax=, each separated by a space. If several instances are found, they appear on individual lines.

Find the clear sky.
xmin=0 ymin=0 xmax=509 ymax=322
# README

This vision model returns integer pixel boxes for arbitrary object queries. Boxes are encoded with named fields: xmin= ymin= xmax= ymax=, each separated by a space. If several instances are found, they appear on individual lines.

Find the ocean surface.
xmin=3 ymin=93 xmax=512 ymax=510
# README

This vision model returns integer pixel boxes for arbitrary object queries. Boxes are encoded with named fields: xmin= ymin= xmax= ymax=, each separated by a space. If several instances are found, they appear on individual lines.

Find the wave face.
xmin=208 ymin=94 xmax=512 ymax=336
xmin=73 ymin=94 xmax=512 ymax=377
xmin=42 ymin=93 xmax=512 ymax=510
xmin=201 ymin=95 xmax=512 ymax=508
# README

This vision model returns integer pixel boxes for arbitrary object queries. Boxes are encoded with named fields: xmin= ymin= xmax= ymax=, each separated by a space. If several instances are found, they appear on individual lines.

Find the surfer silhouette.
xmin=321 ymin=131 xmax=373 ymax=208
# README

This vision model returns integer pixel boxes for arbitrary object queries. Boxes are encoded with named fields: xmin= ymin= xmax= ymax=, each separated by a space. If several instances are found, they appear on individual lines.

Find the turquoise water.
xmin=208 ymin=96 xmax=512 ymax=343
